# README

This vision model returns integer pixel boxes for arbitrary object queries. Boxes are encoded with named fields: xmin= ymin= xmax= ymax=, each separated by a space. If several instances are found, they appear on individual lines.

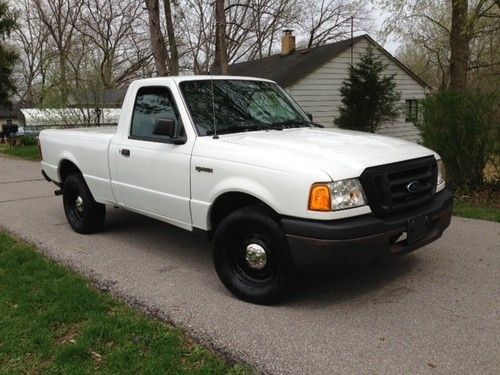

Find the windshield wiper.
xmin=266 ymin=123 xmax=284 ymax=131
xmin=310 ymin=122 xmax=324 ymax=128
xmin=215 ymin=124 xmax=267 ymax=135
xmin=274 ymin=120 xmax=325 ymax=129
xmin=208 ymin=120 xmax=319 ymax=136
xmin=272 ymin=120 xmax=312 ymax=129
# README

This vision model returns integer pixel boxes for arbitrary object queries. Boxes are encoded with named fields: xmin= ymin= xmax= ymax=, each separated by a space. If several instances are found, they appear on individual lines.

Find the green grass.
xmin=452 ymin=185 xmax=500 ymax=222
xmin=453 ymin=199 xmax=500 ymax=222
xmin=0 ymin=230 xmax=250 ymax=374
xmin=0 ymin=144 xmax=40 ymax=161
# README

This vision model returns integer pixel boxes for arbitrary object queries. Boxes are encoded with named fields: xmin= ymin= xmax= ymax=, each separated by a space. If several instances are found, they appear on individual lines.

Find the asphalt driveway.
xmin=0 ymin=156 xmax=498 ymax=374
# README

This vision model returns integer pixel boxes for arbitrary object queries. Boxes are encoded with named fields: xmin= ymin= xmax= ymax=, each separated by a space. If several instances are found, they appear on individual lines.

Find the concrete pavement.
xmin=0 ymin=156 xmax=499 ymax=374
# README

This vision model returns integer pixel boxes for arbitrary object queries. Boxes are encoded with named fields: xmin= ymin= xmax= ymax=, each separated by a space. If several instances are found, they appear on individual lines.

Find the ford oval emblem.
xmin=407 ymin=180 xmax=422 ymax=193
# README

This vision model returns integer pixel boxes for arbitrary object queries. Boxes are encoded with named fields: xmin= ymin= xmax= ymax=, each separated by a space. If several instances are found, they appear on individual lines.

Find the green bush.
xmin=20 ymin=135 xmax=38 ymax=146
xmin=335 ymin=46 xmax=400 ymax=133
xmin=418 ymin=92 xmax=499 ymax=189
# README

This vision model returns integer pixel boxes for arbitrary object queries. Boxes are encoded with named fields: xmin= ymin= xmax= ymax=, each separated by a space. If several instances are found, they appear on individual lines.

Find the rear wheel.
xmin=213 ymin=206 xmax=294 ymax=304
xmin=63 ymin=173 xmax=105 ymax=234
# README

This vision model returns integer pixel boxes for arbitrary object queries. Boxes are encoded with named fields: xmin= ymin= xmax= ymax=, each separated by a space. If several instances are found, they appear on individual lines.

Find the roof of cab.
xmin=131 ymin=75 xmax=276 ymax=86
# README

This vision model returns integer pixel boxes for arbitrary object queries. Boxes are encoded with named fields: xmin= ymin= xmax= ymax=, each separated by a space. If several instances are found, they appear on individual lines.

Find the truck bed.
xmin=40 ymin=127 xmax=118 ymax=204
xmin=65 ymin=126 xmax=117 ymax=134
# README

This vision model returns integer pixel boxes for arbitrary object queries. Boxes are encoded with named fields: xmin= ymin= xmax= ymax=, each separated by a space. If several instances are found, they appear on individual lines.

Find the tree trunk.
xmin=449 ymin=0 xmax=469 ymax=91
xmin=101 ymin=55 xmax=113 ymax=89
xmin=213 ymin=0 xmax=229 ymax=74
xmin=163 ymin=0 xmax=179 ymax=75
xmin=59 ymin=51 xmax=68 ymax=98
xmin=145 ymin=0 xmax=169 ymax=76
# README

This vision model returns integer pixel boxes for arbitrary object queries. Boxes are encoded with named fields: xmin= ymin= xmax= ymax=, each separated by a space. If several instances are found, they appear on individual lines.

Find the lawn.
xmin=0 ymin=230 xmax=249 ymax=374
xmin=452 ymin=185 xmax=500 ymax=222
xmin=0 ymin=144 xmax=40 ymax=161
xmin=453 ymin=199 xmax=500 ymax=222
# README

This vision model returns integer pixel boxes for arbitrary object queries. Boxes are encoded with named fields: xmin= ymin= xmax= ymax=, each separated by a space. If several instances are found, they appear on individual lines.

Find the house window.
xmin=405 ymin=99 xmax=419 ymax=122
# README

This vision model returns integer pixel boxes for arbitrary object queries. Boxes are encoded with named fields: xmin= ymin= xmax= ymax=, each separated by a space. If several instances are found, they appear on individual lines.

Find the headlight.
xmin=309 ymin=178 xmax=366 ymax=212
xmin=331 ymin=179 xmax=367 ymax=210
xmin=437 ymin=159 xmax=446 ymax=186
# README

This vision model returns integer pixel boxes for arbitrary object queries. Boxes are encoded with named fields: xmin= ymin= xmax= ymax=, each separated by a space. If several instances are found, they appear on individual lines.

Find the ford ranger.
xmin=40 ymin=76 xmax=452 ymax=304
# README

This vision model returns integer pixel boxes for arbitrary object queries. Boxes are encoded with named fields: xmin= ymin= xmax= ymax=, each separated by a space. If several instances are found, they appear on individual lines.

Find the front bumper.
xmin=282 ymin=189 xmax=453 ymax=270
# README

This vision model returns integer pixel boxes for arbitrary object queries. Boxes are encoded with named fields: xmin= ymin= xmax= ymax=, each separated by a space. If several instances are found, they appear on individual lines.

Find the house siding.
xmin=286 ymin=38 xmax=429 ymax=143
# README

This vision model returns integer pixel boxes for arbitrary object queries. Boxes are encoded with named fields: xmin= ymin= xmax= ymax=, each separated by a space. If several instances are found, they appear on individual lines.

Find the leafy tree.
xmin=335 ymin=47 xmax=401 ymax=133
xmin=0 ymin=0 xmax=17 ymax=105
xmin=378 ymin=0 xmax=499 ymax=93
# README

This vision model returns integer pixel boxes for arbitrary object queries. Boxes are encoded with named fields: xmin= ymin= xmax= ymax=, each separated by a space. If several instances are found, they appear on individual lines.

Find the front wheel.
xmin=213 ymin=206 xmax=294 ymax=304
xmin=63 ymin=173 xmax=106 ymax=234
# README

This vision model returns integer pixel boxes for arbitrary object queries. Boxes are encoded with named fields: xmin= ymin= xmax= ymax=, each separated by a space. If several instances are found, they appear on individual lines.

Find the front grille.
xmin=359 ymin=156 xmax=438 ymax=216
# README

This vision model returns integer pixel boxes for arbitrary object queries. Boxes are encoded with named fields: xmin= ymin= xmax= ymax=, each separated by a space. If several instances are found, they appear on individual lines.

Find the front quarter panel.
xmin=190 ymin=137 xmax=371 ymax=231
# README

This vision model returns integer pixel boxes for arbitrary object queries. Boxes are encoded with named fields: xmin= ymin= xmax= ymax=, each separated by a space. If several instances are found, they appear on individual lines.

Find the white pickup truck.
xmin=40 ymin=76 xmax=452 ymax=304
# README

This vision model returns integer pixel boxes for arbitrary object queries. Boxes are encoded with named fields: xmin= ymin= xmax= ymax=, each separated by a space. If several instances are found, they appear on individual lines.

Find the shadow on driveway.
xmin=100 ymin=207 xmax=421 ymax=307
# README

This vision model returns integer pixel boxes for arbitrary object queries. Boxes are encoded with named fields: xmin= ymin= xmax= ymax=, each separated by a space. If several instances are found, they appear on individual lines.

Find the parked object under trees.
xmin=39 ymin=76 xmax=452 ymax=304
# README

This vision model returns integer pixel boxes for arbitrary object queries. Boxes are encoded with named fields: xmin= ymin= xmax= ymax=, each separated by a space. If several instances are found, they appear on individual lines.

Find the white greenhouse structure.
xmin=19 ymin=108 xmax=120 ymax=135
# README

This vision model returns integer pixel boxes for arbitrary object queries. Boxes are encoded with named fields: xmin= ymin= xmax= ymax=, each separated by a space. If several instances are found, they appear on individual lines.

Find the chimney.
xmin=281 ymin=29 xmax=296 ymax=55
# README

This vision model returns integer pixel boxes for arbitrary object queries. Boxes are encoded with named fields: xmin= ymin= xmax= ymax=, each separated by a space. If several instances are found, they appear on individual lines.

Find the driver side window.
xmin=130 ymin=86 xmax=182 ymax=141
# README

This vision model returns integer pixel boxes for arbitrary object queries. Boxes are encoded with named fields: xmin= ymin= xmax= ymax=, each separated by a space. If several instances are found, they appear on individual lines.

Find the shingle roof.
xmin=227 ymin=34 xmax=431 ymax=89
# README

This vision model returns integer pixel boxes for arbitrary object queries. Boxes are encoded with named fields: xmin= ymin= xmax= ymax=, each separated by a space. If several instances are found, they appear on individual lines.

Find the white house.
xmin=227 ymin=33 xmax=431 ymax=143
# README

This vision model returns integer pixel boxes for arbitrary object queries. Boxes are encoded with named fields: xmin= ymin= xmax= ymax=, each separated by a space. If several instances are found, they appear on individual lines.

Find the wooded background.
xmin=1 ymin=0 xmax=499 ymax=108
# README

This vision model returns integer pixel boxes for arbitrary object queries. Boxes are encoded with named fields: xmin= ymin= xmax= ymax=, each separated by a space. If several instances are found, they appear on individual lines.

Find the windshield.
xmin=179 ymin=79 xmax=312 ymax=135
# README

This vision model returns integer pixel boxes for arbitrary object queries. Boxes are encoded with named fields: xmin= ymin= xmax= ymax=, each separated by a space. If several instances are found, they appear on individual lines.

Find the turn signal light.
xmin=308 ymin=184 xmax=331 ymax=211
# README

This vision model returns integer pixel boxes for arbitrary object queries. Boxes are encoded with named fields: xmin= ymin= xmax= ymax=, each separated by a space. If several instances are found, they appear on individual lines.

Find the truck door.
xmin=109 ymin=85 xmax=192 ymax=229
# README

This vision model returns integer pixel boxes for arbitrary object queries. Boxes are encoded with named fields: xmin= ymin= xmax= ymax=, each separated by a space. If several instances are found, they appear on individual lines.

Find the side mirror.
xmin=153 ymin=119 xmax=176 ymax=137
xmin=306 ymin=113 xmax=313 ymax=122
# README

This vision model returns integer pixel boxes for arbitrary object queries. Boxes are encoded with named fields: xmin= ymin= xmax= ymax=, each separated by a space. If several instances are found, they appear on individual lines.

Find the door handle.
xmin=120 ymin=149 xmax=130 ymax=157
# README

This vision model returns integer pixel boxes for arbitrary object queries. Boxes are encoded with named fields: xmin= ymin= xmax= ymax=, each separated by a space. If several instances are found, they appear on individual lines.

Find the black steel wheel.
xmin=213 ymin=206 xmax=294 ymax=304
xmin=63 ymin=173 xmax=105 ymax=234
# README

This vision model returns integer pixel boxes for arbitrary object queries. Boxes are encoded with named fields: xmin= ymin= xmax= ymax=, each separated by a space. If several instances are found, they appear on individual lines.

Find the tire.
xmin=213 ymin=206 xmax=294 ymax=304
xmin=63 ymin=173 xmax=106 ymax=234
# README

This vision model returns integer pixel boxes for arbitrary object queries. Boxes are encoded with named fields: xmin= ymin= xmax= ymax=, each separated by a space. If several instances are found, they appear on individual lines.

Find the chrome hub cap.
xmin=75 ymin=196 xmax=84 ymax=213
xmin=245 ymin=243 xmax=267 ymax=270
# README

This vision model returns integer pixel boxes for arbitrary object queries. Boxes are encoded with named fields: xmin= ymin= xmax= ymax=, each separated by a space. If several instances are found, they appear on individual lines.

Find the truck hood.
xmin=219 ymin=127 xmax=438 ymax=180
